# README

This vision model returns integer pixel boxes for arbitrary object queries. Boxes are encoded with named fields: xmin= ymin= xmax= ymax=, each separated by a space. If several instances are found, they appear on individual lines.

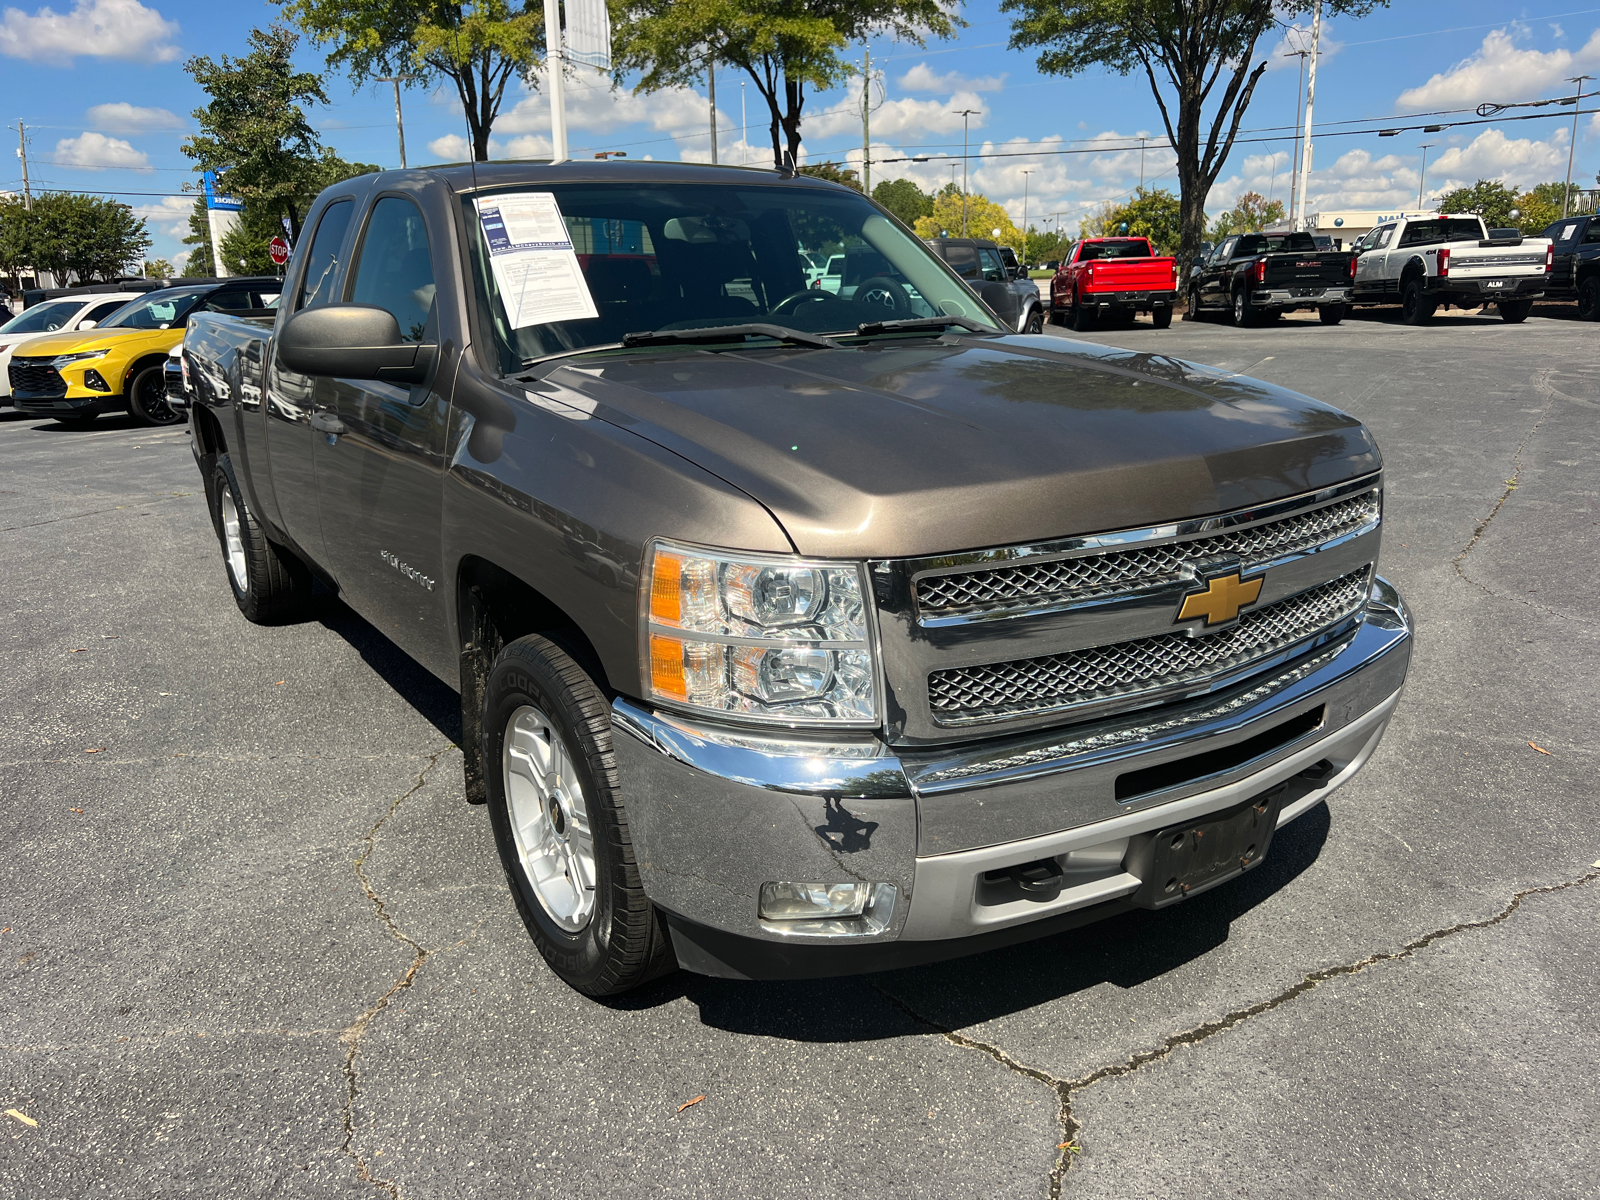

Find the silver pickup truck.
xmin=181 ymin=160 xmax=1412 ymax=995
xmin=1350 ymin=213 xmax=1552 ymax=323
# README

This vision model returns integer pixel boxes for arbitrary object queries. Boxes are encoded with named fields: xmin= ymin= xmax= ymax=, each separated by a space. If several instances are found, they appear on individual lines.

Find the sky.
xmin=5 ymin=0 xmax=1600 ymax=268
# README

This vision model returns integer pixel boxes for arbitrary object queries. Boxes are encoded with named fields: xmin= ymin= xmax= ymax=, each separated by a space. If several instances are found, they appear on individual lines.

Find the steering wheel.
xmin=771 ymin=288 xmax=840 ymax=316
xmin=852 ymin=276 xmax=911 ymax=313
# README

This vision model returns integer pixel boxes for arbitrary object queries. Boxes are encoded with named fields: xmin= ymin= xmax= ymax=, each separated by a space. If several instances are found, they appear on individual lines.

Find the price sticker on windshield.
xmin=475 ymin=192 xmax=599 ymax=329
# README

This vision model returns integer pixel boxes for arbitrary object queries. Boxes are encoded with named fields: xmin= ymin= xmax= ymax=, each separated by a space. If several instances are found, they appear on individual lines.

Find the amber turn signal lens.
xmin=649 ymin=634 xmax=687 ymax=701
xmin=650 ymin=551 xmax=684 ymax=625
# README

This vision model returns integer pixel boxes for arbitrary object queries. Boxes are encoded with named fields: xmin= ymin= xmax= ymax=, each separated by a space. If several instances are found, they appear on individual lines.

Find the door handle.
xmin=310 ymin=411 xmax=346 ymax=437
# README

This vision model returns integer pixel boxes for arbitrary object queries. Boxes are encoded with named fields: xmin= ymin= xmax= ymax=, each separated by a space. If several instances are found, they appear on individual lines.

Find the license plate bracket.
xmin=1126 ymin=787 xmax=1286 ymax=909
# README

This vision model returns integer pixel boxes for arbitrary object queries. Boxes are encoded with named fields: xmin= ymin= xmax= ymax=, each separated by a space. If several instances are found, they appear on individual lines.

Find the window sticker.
xmin=475 ymin=192 xmax=599 ymax=329
xmin=1562 ymin=223 xmax=1578 ymax=241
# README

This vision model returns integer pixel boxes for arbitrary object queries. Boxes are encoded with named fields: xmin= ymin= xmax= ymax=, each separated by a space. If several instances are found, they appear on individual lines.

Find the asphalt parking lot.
xmin=3 ymin=302 xmax=1597 ymax=1199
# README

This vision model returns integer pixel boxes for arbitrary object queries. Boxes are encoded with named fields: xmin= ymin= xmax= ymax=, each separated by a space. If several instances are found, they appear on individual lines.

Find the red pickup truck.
xmin=1048 ymin=237 xmax=1180 ymax=331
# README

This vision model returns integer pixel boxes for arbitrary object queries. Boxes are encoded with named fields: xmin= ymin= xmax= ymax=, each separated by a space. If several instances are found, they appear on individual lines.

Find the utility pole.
xmin=15 ymin=121 xmax=30 ymax=211
xmin=1294 ymin=0 xmax=1322 ymax=232
xmin=1285 ymin=48 xmax=1308 ymax=221
xmin=741 ymin=81 xmax=747 ymax=166
xmin=953 ymin=108 xmax=980 ymax=237
xmin=708 ymin=63 xmax=718 ymax=164
xmin=1138 ymin=137 xmax=1146 ymax=189
xmin=374 ymin=76 xmax=418 ymax=169
xmin=1021 ymin=168 xmax=1033 ymax=263
xmin=543 ymin=0 xmax=568 ymax=163
xmin=861 ymin=49 xmax=871 ymax=195
xmin=1416 ymin=143 xmax=1434 ymax=209
xmin=1564 ymin=75 xmax=1593 ymax=216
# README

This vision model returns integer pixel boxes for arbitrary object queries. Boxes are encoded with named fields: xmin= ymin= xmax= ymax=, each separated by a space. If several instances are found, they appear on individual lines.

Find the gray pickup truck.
xmin=182 ymin=161 xmax=1412 ymax=996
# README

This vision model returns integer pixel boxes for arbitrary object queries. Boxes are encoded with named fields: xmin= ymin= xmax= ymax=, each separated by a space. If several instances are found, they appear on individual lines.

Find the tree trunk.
xmin=780 ymin=74 xmax=805 ymax=168
xmin=283 ymin=199 xmax=301 ymax=245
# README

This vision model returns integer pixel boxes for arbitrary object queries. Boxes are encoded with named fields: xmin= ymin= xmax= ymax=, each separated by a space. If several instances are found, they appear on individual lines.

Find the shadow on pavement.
xmin=613 ymin=801 xmax=1332 ymax=1038
xmin=317 ymin=597 xmax=462 ymax=745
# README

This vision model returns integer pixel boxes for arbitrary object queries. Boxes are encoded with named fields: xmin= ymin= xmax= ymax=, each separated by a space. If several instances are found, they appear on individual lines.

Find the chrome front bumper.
xmin=611 ymin=578 xmax=1413 ymax=979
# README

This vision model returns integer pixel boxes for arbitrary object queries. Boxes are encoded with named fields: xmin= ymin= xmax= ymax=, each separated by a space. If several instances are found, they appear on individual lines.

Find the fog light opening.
xmin=757 ymin=881 xmax=898 ymax=937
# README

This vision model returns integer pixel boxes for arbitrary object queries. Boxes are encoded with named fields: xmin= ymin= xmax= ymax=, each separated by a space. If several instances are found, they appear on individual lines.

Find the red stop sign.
xmin=268 ymin=236 xmax=290 ymax=265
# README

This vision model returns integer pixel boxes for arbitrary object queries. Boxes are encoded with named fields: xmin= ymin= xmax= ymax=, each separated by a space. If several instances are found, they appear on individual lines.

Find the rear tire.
xmin=1070 ymin=295 xmax=1096 ymax=333
xmin=1578 ymin=275 xmax=1600 ymax=321
xmin=1401 ymin=278 xmax=1435 ymax=325
xmin=1231 ymin=288 xmax=1255 ymax=327
xmin=484 ymin=634 xmax=674 ymax=996
xmin=1150 ymin=306 xmax=1173 ymax=329
xmin=128 ymin=362 xmax=182 ymax=427
xmin=210 ymin=453 xmax=317 ymax=624
xmin=1319 ymin=304 xmax=1346 ymax=325
xmin=1498 ymin=298 xmax=1533 ymax=324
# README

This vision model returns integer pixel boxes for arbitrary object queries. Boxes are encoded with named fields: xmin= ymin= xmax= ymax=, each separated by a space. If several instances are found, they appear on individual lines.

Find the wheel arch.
xmin=1400 ymin=256 xmax=1427 ymax=283
xmin=120 ymin=351 xmax=171 ymax=396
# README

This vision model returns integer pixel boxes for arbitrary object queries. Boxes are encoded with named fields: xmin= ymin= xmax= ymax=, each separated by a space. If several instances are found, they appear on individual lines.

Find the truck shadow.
xmin=615 ymin=801 xmax=1332 ymax=1038
xmin=317 ymin=596 xmax=462 ymax=744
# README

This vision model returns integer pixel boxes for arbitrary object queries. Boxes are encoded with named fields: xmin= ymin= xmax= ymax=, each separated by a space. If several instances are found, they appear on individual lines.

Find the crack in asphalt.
xmin=338 ymin=746 xmax=451 ymax=1200
xmin=0 ymin=493 xmax=189 ymax=532
xmin=875 ymin=865 xmax=1599 ymax=1197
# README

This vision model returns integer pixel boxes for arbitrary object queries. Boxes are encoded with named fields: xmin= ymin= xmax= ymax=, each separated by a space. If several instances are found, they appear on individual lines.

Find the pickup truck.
xmin=1539 ymin=213 xmax=1600 ymax=318
xmin=1186 ymin=231 xmax=1354 ymax=326
xmin=1047 ymin=237 xmax=1180 ymax=331
xmin=1348 ymin=214 xmax=1552 ymax=324
xmin=182 ymin=160 xmax=1411 ymax=996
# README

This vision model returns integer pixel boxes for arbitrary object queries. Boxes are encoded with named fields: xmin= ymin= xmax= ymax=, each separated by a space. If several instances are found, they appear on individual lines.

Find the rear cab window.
xmin=1398 ymin=219 xmax=1483 ymax=246
xmin=347 ymin=196 xmax=437 ymax=343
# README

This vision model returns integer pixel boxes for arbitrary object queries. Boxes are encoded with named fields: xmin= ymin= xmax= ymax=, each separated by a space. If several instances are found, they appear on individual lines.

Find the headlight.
xmin=52 ymin=350 xmax=106 ymax=368
xmin=642 ymin=541 xmax=877 ymax=726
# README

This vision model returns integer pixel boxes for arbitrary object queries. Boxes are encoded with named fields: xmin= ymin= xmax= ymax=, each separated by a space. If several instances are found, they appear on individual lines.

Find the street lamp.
xmin=374 ymin=75 xmax=419 ymax=169
xmin=594 ymin=151 xmax=628 ymax=160
xmin=1021 ymin=168 xmax=1033 ymax=264
xmin=952 ymin=108 xmax=981 ymax=237
xmin=1564 ymin=75 xmax=1594 ymax=216
xmin=1416 ymin=143 xmax=1434 ymax=210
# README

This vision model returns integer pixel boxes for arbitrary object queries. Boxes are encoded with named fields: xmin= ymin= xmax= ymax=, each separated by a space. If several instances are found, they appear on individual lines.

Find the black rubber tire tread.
xmin=1024 ymin=308 xmax=1045 ymax=334
xmin=211 ymin=453 xmax=317 ymax=625
xmin=1182 ymin=287 xmax=1199 ymax=321
xmin=1578 ymin=275 xmax=1600 ymax=321
xmin=1150 ymin=306 xmax=1173 ymax=329
xmin=1319 ymin=304 xmax=1346 ymax=325
xmin=1232 ymin=289 xmax=1254 ymax=327
xmin=127 ymin=362 xmax=182 ymax=426
xmin=483 ymin=634 xmax=674 ymax=996
xmin=1401 ymin=278 xmax=1434 ymax=325
xmin=1070 ymin=294 xmax=1096 ymax=332
xmin=1498 ymin=298 xmax=1533 ymax=324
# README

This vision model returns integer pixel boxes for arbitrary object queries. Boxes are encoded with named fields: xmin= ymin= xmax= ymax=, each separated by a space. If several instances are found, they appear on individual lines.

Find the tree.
xmin=182 ymin=25 xmax=331 ymax=241
xmin=1516 ymin=181 xmax=1579 ymax=233
xmin=913 ymin=190 xmax=1023 ymax=251
xmin=143 ymin=259 xmax=175 ymax=278
xmin=1436 ymin=179 xmax=1518 ymax=230
xmin=280 ymin=0 xmax=544 ymax=164
xmin=799 ymin=160 xmax=862 ymax=190
xmin=0 ymin=195 xmax=32 ymax=288
xmin=872 ymin=177 xmax=933 ymax=226
xmin=182 ymin=197 xmax=215 ymax=276
xmin=1208 ymin=188 xmax=1285 ymax=240
xmin=1101 ymin=186 xmax=1182 ymax=254
xmin=614 ymin=0 xmax=959 ymax=170
xmin=1004 ymin=0 xmax=1387 ymax=273
xmin=1024 ymin=224 xmax=1070 ymax=264
xmin=12 ymin=193 xmax=151 ymax=284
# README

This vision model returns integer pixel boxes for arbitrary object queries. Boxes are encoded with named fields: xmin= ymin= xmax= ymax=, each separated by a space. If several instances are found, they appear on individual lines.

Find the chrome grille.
xmin=927 ymin=568 xmax=1371 ymax=725
xmin=7 ymin=358 xmax=67 ymax=397
xmin=917 ymin=491 xmax=1378 ymax=615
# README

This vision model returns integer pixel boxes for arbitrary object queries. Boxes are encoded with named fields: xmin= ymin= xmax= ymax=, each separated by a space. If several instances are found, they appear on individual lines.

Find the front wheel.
xmin=1183 ymin=286 xmax=1200 ymax=321
xmin=1578 ymin=275 xmax=1600 ymax=321
xmin=1498 ymin=298 xmax=1533 ymax=324
xmin=1150 ymin=306 xmax=1173 ymax=329
xmin=210 ymin=453 xmax=317 ymax=624
xmin=484 ymin=634 xmax=674 ymax=996
xmin=1319 ymin=304 xmax=1346 ymax=325
xmin=1023 ymin=307 xmax=1045 ymax=334
xmin=128 ymin=363 xmax=183 ymax=426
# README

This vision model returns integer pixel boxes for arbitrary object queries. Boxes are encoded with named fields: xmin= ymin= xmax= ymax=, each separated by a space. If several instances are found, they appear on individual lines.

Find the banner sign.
xmin=565 ymin=0 xmax=612 ymax=70
xmin=202 ymin=170 xmax=243 ymax=213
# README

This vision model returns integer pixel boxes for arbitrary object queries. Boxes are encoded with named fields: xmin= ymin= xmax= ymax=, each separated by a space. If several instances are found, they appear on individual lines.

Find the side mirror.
xmin=76 ymin=319 xmax=98 ymax=330
xmin=278 ymin=304 xmax=436 ymax=384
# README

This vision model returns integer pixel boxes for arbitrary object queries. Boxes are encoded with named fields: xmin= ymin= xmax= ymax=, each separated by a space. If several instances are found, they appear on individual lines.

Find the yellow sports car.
xmin=8 ymin=279 xmax=281 ymax=427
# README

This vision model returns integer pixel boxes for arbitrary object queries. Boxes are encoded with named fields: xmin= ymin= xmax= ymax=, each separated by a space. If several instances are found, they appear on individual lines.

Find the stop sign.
xmin=268 ymin=236 xmax=290 ymax=265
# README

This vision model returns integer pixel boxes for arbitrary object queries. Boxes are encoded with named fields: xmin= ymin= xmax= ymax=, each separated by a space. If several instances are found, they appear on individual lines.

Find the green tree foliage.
xmin=279 ymin=0 xmax=544 ymax=163
xmin=913 ymin=191 xmax=1023 ymax=251
xmin=182 ymin=197 xmax=215 ymax=276
xmin=1435 ymin=179 xmax=1518 ymax=229
xmin=1516 ymin=181 xmax=1581 ymax=232
xmin=799 ymin=161 xmax=862 ymax=190
xmin=1004 ymin=0 xmax=1387 ymax=273
xmin=1098 ymin=186 xmax=1182 ymax=254
xmin=218 ymin=201 xmax=298 ymax=276
xmin=182 ymin=25 xmax=332 ymax=241
xmin=143 ymin=259 xmax=175 ymax=278
xmin=872 ymin=177 xmax=933 ymax=226
xmin=613 ymin=0 xmax=960 ymax=170
xmin=0 ymin=193 xmax=152 ymax=284
xmin=1207 ymin=189 xmax=1285 ymax=240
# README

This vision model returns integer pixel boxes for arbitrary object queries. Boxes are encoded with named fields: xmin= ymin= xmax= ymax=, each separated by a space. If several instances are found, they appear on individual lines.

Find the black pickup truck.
xmin=1187 ymin=231 xmax=1355 ymax=326
xmin=181 ymin=161 xmax=1411 ymax=995
xmin=1540 ymin=213 xmax=1600 ymax=318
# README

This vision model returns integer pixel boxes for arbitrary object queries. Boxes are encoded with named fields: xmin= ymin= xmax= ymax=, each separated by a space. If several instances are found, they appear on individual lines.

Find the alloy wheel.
xmin=503 ymin=705 xmax=597 ymax=933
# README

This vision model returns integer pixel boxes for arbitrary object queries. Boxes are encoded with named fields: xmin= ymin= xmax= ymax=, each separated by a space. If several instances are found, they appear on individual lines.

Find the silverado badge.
xmin=1176 ymin=571 xmax=1263 ymax=628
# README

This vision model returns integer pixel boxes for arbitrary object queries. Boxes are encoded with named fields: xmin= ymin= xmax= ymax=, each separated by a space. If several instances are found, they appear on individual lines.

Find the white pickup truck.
xmin=1348 ymin=213 xmax=1551 ymax=324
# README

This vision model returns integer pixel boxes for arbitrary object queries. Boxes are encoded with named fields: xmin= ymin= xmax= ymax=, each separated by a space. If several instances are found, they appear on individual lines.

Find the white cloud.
xmin=0 ymin=0 xmax=178 ymax=63
xmin=53 ymin=131 xmax=149 ymax=170
xmin=86 ymin=101 xmax=184 ymax=130
xmin=426 ymin=133 xmax=498 ymax=161
xmin=1397 ymin=26 xmax=1600 ymax=111
xmin=807 ymin=79 xmax=991 ymax=140
xmin=895 ymin=62 xmax=1006 ymax=93
xmin=503 ymin=133 xmax=553 ymax=158
xmin=1263 ymin=24 xmax=1343 ymax=72
xmin=130 ymin=194 xmax=191 ymax=236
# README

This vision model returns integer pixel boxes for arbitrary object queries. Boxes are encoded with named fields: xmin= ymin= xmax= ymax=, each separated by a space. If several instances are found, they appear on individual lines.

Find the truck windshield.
xmin=99 ymin=289 xmax=207 ymax=330
xmin=0 ymin=299 xmax=84 ymax=334
xmin=462 ymin=182 xmax=1000 ymax=368
xmin=1398 ymin=219 xmax=1484 ymax=246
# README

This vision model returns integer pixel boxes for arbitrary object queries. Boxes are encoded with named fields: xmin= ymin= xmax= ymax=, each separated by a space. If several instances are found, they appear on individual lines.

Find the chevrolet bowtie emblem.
xmin=1177 ymin=572 xmax=1263 ymax=627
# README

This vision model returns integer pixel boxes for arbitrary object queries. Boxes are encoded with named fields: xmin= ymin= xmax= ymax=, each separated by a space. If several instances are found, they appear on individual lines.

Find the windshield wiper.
xmin=851 ymin=315 xmax=991 ymax=337
xmin=621 ymin=323 xmax=840 ymax=350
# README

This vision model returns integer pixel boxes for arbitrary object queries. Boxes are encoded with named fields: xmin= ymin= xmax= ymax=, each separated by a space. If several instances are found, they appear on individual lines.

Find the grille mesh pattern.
xmin=917 ymin=492 xmax=1378 ymax=614
xmin=7 ymin=359 xmax=67 ymax=397
xmin=927 ymin=568 xmax=1371 ymax=723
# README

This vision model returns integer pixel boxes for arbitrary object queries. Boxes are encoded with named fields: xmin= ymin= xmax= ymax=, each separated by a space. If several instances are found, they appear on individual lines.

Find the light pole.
xmin=953 ymin=108 xmax=981 ymax=236
xmin=374 ymin=75 xmax=418 ymax=168
xmin=1416 ymin=143 xmax=1434 ymax=209
xmin=741 ymin=81 xmax=747 ymax=166
xmin=708 ymin=62 xmax=718 ymax=165
xmin=1021 ymin=168 xmax=1033 ymax=263
xmin=1294 ymin=0 xmax=1322 ymax=232
xmin=1284 ymin=47 xmax=1308 ymax=223
xmin=1564 ymin=75 xmax=1594 ymax=216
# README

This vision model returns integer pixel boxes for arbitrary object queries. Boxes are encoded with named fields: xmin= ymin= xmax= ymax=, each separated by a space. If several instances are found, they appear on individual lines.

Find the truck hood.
xmin=542 ymin=333 xmax=1380 ymax=559
xmin=15 ymin=327 xmax=167 ymax=358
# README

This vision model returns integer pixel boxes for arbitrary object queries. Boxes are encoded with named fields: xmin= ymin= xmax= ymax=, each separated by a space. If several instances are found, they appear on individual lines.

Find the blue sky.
xmin=5 ymin=0 xmax=1600 ymax=266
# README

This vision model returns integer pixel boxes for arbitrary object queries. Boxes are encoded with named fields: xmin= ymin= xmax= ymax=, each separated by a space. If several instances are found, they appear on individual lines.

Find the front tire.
xmin=1023 ymin=307 xmax=1045 ymax=334
xmin=1498 ymin=298 xmax=1533 ymax=324
xmin=210 ymin=453 xmax=316 ymax=624
xmin=1319 ymin=304 xmax=1346 ymax=325
xmin=484 ymin=635 xmax=674 ymax=996
xmin=128 ymin=363 xmax=182 ymax=426
xmin=1401 ymin=279 xmax=1435 ymax=325
xmin=1183 ymin=286 xmax=1200 ymax=321
xmin=1578 ymin=275 xmax=1600 ymax=321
